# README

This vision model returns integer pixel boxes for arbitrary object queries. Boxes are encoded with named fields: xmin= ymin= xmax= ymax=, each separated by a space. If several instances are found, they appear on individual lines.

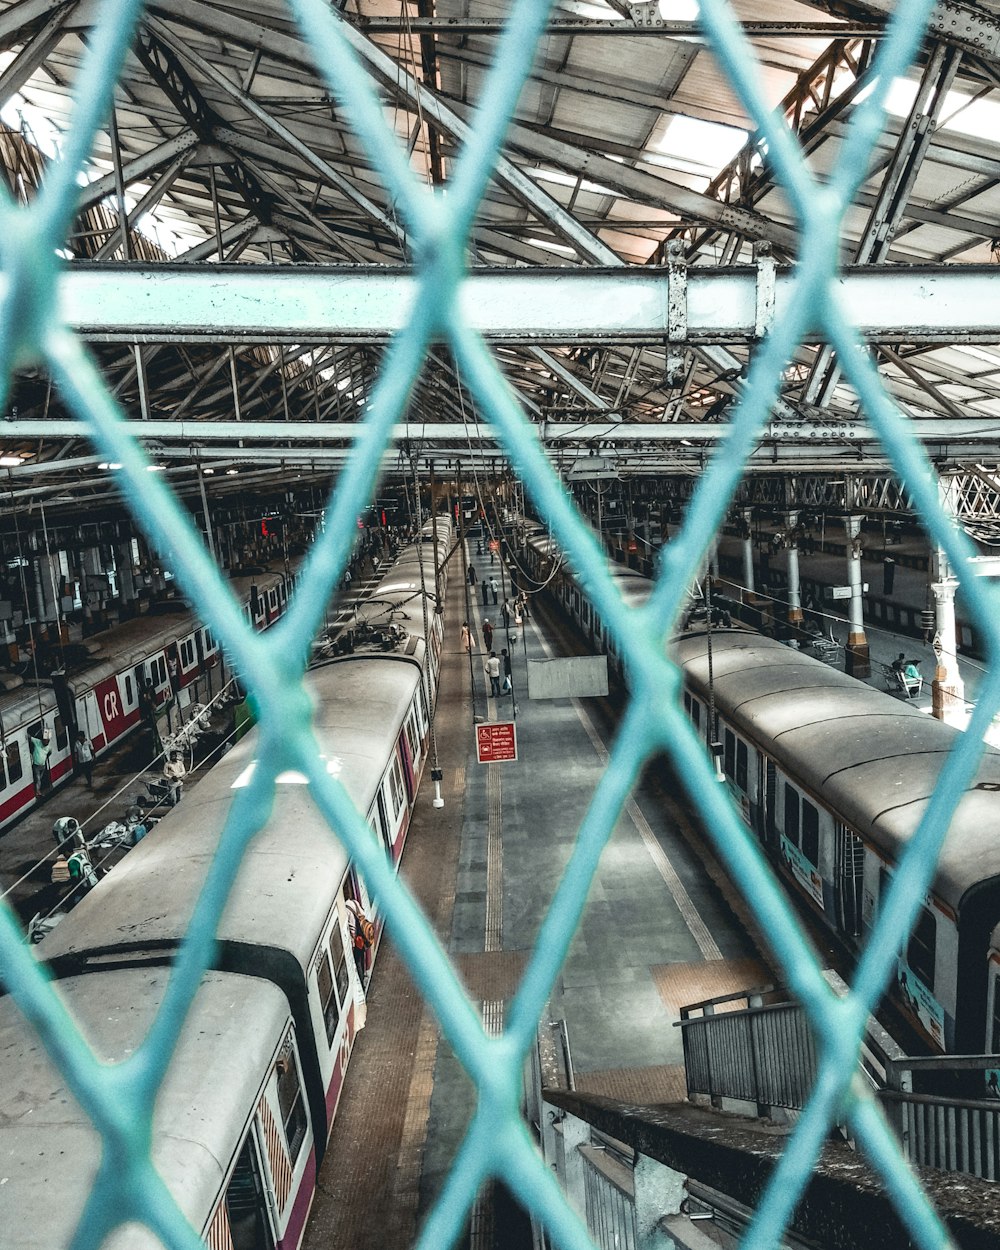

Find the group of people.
xmin=484 ymin=648 xmax=513 ymax=697
xmin=891 ymin=652 xmax=923 ymax=694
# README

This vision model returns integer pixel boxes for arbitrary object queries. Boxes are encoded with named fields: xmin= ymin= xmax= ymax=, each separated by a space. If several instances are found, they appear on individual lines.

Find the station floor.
xmin=303 ymin=543 xmax=770 ymax=1250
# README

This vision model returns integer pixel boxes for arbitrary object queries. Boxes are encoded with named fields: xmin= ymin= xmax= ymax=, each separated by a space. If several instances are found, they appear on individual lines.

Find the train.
xmin=0 ymin=518 xmax=451 ymax=1250
xmin=521 ymin=527 xmax=1000 ymax=1058
xmin=0 ymin=568 xmax=292 ymax=831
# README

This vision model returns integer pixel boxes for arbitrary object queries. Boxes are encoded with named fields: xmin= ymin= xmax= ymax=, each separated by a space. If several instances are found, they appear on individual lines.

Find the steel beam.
xmin=43 ymin=263 xmax=1000 ymax=344
xmin=349 ymin=17 xmax=883 ymax=37
xmin=5 ymin=418 xmax=1000 ymax=444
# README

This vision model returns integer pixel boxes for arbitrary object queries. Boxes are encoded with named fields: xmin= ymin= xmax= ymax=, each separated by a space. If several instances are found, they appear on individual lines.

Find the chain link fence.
xmin=0 ymin=0 xmax=996 ymax=1247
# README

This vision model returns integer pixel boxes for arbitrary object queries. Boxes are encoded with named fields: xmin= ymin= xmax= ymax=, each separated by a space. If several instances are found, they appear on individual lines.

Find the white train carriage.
xmin=0 ymin=969 xmax=315 ymax=1250
xmin=522 ymin=525 xmax=1000 ymax=1055
xmin=674 ymin=629 xmax=1000 ymax=1054
xmin=19 ymin=534 xmax=447 ymax=1248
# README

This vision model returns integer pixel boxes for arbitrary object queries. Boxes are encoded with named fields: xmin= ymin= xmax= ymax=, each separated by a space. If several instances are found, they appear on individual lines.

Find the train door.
xmin=224 ymin=1131 xmax=275 ymax=1250
xmin=833 ymin=822 xmax=864 ymax=940
xmin=397 ymin=733 xmax=414 ymax=804
xmin=754 ymin=756 xmax=777 ymax=848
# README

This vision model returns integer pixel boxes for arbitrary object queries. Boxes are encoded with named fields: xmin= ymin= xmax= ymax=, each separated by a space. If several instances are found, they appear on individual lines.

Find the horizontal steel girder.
xmin=6 ymin=418 xmax=1000 ymax=446
xmin=44 ymin=264 xmax=1000 ymax=344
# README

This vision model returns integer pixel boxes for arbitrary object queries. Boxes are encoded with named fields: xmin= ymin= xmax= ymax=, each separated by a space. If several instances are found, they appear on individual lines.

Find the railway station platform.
xmin=713 ymin=527 xmax=995 ymax=733
xmin=303 ymin=540 xmax=770 ymax=1249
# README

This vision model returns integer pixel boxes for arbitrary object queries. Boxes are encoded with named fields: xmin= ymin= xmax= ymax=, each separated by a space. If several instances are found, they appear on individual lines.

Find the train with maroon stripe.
xmin=0 ymin=518 xmax=451 ymax=1250
xmin=0 ymin=569 xmax=289 ymax=830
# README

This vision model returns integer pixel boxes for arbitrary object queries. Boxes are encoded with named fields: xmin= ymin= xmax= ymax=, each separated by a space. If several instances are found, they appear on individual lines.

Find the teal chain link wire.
xmin=0 ymin=1 xmax=993 ymax=1247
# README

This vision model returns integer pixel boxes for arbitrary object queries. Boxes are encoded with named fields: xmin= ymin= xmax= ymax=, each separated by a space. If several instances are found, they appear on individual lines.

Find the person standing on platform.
xmin=481 ymin=578 xmax=489 ymax=607
xmin=485 ymin=651 xmax=501 ymax=697
xmin=490 ymin=576 xmax=499 ymax=605
xmin=501 ymin=647 xmax=512 ymax=694
xmin=500 ymin=598 xmax=511 ymax=631
xmin=461 ymin=621 xmax=476 ymax=653
xmin=73 ymin=731 xmax=95 ymax=789
xmin=162 ymin=751 xmax=186 ymax=805
xmin=468 ymin=565 xmax=477 ymax=588
xmin=483 ymin=619 xmax=494 ymax=651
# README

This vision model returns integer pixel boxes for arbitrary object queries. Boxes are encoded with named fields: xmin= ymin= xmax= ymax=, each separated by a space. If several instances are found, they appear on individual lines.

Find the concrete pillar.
xmin=740 ymin=508 xmax=755 ymax=592
xmin=116 ymin=543 xmax=137 ymax=605
xmin=560 ymin=1112 xmax=589 ymax=1221
xmin=785 ymin=510 xmax=802 ymax=625
xmin=844 ymin=514 xmax=870 ymax=678
xmin=931 ymin=578 xmax=965 ymax=726
xmin=633 ymin=1153 xmax=686 ymax=1250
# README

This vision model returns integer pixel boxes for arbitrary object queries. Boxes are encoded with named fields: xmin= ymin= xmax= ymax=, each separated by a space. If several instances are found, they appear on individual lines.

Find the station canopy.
xmin=0 ymin=0 xmax=1000 ymax=515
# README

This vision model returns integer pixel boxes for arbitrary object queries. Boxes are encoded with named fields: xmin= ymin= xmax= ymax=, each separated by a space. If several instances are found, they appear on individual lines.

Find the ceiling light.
xmin=202 ymin=467 xmax=215 ymax=476
xmin=226 ymin=468 xmax=239 ymax=476
xmin=146 ymin=464 xmax=166 ymax=472
xmin=98 ymin=462 xmax=123 ymax=470
xmin=0 ymin=455 xmax=23 ymax=467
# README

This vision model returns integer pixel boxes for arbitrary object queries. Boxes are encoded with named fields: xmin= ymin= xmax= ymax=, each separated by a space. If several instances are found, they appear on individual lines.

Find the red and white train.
xmin=0 ymin=518 xmax=451 ymax=1250
xmin=0 ymin=569 xmax=290 ymax=829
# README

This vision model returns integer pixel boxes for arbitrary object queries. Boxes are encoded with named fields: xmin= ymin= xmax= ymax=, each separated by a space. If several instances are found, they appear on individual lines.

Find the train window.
xmin=735 ymin=740 xmax=748 ymax=793
xmin=330 ymin=921 xmax=350 ymax=1008
xmin=125 ymin=674 xmax=134 ymax=705
xmin=684 ymin=693 xmax=691 ymax=715
xmin=388 ymin=760 xmax=404 ymax=818
xmin=907 ymin=907 xmax=937 ymax=991
xmin=801 ymin=800 xmax=819 ymax=867
xmin=275 ymin=1038 xmax=307 ymax=1166
xmin=405 ymin=713 xmax=418 ymax=761
xmin=6 ymin=741 xmax=22 ymax=785
xmin=690 ymin=700 xmax=701 ymax=733
xmin=52 ymin=715 xmax=67 ymax=751
xmin=315 ymin=950 xmax=340 ymax=1044
xmin=204 ymin=627 xmax=216 ymax=652
xmin=991 ymin=978 xmax=1000 ymax=1054
xmin=724 ymin=729 xmax=735 ymax=779
xmin=784 ymin=785 xmax=800 ymax=845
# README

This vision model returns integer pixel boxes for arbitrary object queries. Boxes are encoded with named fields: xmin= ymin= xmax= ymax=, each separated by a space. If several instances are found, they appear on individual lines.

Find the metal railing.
xmin=881 ymin=1056 xmax=1000 ymax=1182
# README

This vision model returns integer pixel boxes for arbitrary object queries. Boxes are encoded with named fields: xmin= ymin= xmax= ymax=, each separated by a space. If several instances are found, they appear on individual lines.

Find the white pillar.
xmin=741 ymin=508 xmax=755 ymax=592
xmin=931 ymin=578 xmax=965 ymax=726
xmin=844 ymin=514 xmax=870 ymax=677
xmin=785 ymin=510 xmax=802 ymax=625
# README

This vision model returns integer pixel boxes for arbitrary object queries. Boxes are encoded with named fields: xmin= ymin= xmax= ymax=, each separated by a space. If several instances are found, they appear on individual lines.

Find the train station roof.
xmin=0 ymin=0 xmax=999 ymax=516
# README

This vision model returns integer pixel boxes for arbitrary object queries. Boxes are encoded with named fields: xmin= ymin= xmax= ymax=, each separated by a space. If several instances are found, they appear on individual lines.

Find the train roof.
xmin=674 ymin=630 xmax=1000 ymax=913
xmin=40 ymin=656 xmax=420 ymax=971
xmin=0 ymin=969 xmax=289 ymax=1250
xmin=524 ymin=530 xmax=652 ymax=609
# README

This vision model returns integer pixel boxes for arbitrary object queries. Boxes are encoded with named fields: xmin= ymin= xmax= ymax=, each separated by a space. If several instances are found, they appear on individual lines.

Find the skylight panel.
xmin=649 ymin=114 xmax=747 ymax=180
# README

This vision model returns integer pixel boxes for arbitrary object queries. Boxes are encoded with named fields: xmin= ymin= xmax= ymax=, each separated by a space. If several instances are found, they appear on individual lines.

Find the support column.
xmin=633 ymin=1154 xmax=686 ymax=1250
xmin=740 ymin=508 xmax=755 ymax=593
xmin=785 ymin=509 xmax=802 ymax=626
xmin=931 ymin=578 xmax=965 ymax=726
xmin=844 ymin=514 xmax=870 ymax=677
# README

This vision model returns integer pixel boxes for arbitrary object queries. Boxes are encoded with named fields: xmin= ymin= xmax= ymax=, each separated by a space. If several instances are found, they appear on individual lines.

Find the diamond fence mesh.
xmin=0 ymin=0 xmax=996 ymax=1248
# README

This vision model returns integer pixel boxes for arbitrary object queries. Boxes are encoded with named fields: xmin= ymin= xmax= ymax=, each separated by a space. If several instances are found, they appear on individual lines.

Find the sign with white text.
xmin=476 ymin=721 xmax=517 ymax=764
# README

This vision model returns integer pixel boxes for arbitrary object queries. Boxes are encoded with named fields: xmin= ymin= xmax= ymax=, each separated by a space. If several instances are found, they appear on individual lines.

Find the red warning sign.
xmin=476 ymin=721 xmax=517 ymax=764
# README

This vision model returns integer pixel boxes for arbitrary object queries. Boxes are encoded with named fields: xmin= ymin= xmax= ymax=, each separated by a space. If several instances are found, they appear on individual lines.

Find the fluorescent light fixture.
xmin=226 ymin=468 xmax=239 ymax=476
xmin=0 ymin=456 xmax=23 ymax=467
xmin=98 ymin=462 xmax=123 ymax=470
xmin=146 ymin=464 xmax=167 ymax=472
